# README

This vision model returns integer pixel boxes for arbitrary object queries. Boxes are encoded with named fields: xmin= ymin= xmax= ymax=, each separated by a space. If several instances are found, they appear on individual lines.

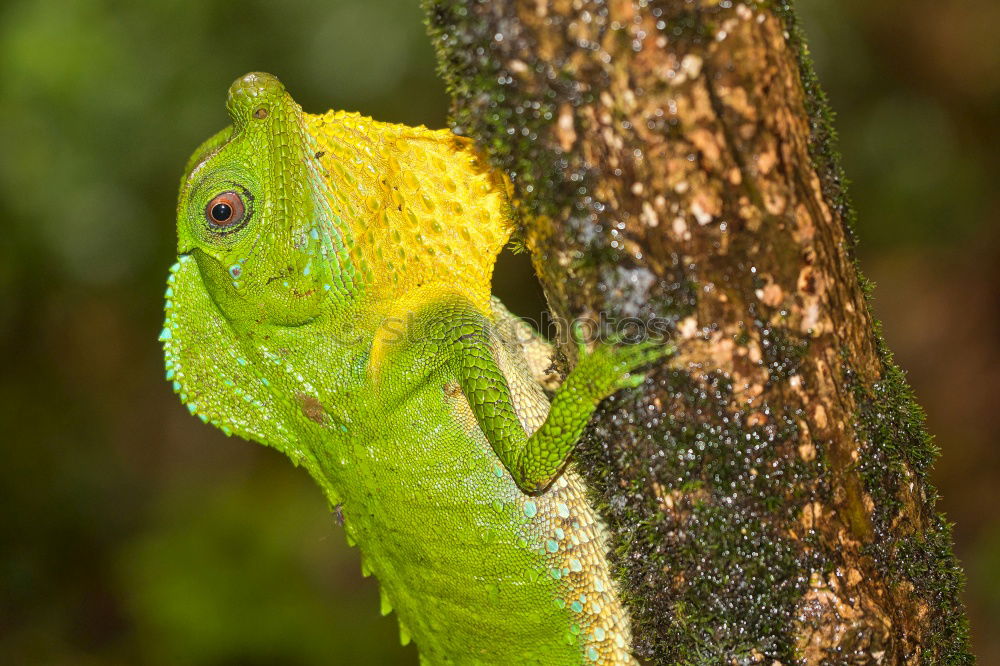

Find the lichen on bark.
xmin=425 ymin=0 xmax=972 ymax=663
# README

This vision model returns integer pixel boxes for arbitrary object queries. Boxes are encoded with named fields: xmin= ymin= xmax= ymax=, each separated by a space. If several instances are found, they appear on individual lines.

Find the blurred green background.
xmin=0 ymin=0 xmax=996 ymax=663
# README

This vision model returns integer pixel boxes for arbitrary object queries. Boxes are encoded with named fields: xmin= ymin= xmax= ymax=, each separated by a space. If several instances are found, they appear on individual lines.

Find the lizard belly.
xmin=334 ymin=384 xmax=635 ymax=665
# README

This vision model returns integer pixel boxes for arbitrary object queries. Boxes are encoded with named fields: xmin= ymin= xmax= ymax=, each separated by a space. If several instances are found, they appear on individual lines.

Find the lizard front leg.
xmin=426 ymin=300 xmax=672 ymax=494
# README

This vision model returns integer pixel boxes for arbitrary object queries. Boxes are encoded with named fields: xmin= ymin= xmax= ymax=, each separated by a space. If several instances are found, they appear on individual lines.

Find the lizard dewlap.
xmin=162 ymin=72 xmax=666 ymax=665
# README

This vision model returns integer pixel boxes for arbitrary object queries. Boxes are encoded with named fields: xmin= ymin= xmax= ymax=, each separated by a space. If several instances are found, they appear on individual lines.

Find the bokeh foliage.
xmin=0 ymin=0 xmax=997 ymax=663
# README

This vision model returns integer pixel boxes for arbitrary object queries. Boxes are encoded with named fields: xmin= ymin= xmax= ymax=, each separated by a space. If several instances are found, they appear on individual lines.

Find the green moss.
xmin=758 ymin=319 xmax=809 ymax=384
xmin=847 ymin=335 xmax=972 ymax=664
xmin=577 ymin=368 xmax=812 ymax=663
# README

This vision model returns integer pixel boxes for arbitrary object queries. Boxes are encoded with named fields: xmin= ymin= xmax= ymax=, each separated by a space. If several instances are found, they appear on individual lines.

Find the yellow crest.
xmin=304 ymin=111 xmax=513 ymax=316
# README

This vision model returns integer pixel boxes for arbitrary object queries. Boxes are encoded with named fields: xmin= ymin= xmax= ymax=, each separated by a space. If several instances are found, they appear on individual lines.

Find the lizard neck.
xmin=161 ymin=253 xmax=374 ymax=477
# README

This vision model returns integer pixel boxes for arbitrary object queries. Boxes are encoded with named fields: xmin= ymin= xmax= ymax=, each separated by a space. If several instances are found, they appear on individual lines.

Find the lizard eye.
xmin=206 ymin=191 xmax=245 ymax=229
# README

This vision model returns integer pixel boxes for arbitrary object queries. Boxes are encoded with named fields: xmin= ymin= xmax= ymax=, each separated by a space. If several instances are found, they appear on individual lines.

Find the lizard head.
xmin=162 ymin=72 xmax=359 ymax=452
xmin=172 ymin=72 xmax=355 ymax=329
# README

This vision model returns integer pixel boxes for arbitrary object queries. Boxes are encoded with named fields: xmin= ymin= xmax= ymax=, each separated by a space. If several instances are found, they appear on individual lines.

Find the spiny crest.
xmin=304 ymin=110 xmax=514 ymax=314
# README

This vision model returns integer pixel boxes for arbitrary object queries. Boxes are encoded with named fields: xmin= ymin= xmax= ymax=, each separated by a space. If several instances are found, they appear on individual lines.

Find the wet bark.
xmin=425 ymin=1 xmax=972 ymax=663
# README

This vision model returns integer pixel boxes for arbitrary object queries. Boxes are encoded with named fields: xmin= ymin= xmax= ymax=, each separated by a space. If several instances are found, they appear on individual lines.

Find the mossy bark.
xmin=425 ymin=1 xmax=972 ymax=664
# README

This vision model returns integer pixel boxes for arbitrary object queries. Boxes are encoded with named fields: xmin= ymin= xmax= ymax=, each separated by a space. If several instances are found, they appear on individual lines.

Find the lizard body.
xmin=162 ymin=72 xmax=665 ymax=665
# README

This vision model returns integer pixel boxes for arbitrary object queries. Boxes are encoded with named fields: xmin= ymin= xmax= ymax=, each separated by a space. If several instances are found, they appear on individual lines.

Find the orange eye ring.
xmin=205 ymin=191 xmax=246 ymax=230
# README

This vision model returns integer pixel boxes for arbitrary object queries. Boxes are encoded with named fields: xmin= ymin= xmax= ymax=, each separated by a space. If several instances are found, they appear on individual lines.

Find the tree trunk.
xmin=425 ymin=1 xmax=972 ymax=663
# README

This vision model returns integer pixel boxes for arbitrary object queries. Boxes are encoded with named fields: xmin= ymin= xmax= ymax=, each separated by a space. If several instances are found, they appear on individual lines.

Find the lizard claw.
xmin=567 ymin=321 xmax=675 ymax=400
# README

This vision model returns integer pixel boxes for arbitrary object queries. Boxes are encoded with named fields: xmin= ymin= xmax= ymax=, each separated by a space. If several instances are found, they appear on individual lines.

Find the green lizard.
xmin=161 ymin=72 xmax=669 ymax=665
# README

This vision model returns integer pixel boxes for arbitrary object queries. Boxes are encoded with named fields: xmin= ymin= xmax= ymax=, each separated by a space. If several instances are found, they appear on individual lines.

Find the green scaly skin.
xmin=162 ymin=72 xmax=671 ymax=665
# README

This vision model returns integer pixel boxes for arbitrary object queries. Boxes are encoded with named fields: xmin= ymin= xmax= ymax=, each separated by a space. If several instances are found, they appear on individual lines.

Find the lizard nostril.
xmin=225 ymin=72 xmax=285 ymax=127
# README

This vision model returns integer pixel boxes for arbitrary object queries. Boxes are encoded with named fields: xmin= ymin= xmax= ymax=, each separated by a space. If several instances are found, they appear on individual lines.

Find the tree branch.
xmin=426 ymin=1 xmax=972 ymax=662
